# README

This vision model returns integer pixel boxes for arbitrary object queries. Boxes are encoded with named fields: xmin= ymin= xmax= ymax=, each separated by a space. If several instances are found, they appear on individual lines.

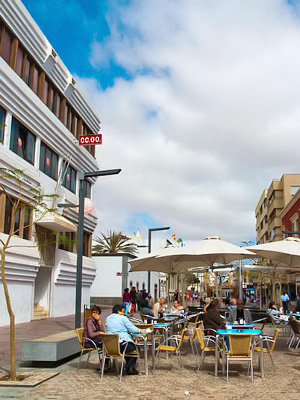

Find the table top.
xmin=217 ymin=328 xmax=262 ymax=336
xmin=226 ymin=323 xmax=255 ymax=329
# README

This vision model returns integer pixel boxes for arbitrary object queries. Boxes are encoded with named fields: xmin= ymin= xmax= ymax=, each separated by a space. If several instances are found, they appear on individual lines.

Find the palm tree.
xmin=92 ymin=231 xmax=138 ymax=256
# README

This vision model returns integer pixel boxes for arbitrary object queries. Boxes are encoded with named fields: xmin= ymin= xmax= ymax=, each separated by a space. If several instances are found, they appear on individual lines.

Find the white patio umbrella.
xmin=156 ymin=236 xmax=255 ymax=266
xmin=247 ymin=237 xmax=300 ymax=268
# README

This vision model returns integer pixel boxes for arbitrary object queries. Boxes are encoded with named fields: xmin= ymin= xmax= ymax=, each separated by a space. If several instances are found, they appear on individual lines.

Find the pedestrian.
xmin=130 ymin=286 xmax=137 ymax=311
xmin=281 ymin=291 xmax=289 ymax=314
xmin=122 ymin=288 xmax=131 ymax=315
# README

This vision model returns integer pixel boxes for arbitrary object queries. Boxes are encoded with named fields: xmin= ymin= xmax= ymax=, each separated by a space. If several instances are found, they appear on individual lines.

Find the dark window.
xmin=23 ymin=206 xmax=32 ymax=240
xmin=15 ymin=45 xmax=24 ymax=76
xmin=39 ymin=141 xmax=58 ymax=180
xmin=31 ymin=66 xmax=39 ymax=94
xmin=55 ymin=94 xmax=61 ymax=118
xmin=83 ymin=231 xmax=91 ymax=257
xmin=62 ymin=163 xmax=76 ymax=193
xmin=49 ymin=86 xmax=54 ymax=111
xmin=4 ymin=197 xmax=13 ymax=234
xmin=2 ymin=29 xmax=12 ymax=63
xmin=3 ymin=196 xmax=32 ymax=239
xmin=0 ymin=105 xmax=5 ymax=143
xmin=24 ymin=58 xmax=30 ymax=85
xmin=10 ymin=117 xmax=35 ymax=164
xmin=43 ymin=79 xmax=49 ymax=104
xmin=58 ymin=232 xmax=75 ymax=252
xmin=84 ymin=180 xmax=91 ymax=198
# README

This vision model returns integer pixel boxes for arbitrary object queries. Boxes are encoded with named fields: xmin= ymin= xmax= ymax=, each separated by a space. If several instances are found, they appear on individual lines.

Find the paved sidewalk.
xmin=1 ymin=314 xmax=300 ymax=399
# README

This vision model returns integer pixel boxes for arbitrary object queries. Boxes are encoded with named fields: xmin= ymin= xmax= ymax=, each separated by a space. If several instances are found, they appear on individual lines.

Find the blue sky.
xmin=21 ymin=0 xmax=300 ymax=245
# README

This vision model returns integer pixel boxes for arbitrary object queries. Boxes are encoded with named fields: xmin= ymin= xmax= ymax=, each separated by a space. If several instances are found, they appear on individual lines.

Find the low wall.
xmin=90 ymin=297 xmax=122 ymax=306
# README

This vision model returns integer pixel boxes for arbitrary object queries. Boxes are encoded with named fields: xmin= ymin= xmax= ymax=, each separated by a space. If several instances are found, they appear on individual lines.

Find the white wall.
xmin=0 ymin=281 xmax=34 ymax=326
xmin=91 ymin=256 xmax=123 ymax=297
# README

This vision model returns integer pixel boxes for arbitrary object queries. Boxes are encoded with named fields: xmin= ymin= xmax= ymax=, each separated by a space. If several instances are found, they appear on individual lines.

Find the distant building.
xmin=255 ymin=174 xmax=300 ymax=244
xmin=0 ymin=0 xmax=100 ymax=325
xmin=281 ymin=189 xmax=300 ymax=239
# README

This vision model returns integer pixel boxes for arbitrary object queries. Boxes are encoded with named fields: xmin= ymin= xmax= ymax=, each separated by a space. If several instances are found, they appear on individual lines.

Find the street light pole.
xmin=239 ymin=240 xmax=253 ymax=299
xmin=147 ymin=226 xmax=170 ymax=293
xmin=59 ymin=168 xmax=121 ymax=329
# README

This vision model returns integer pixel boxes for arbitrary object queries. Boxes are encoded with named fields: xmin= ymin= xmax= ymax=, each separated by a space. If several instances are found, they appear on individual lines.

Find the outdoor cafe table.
xmin=215 ymin=328 xmax=264 ymax=378
xmin=132 ymin=330 xmax=155 ymax=376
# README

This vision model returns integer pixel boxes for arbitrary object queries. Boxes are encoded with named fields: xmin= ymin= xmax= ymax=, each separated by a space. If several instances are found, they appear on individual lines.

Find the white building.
xmin=0 ymin=0 xmax=100 ymax=326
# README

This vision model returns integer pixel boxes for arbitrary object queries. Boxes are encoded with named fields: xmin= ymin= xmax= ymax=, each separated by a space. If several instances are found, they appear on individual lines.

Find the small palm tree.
xmin=92 ymin=231 xmax=138 ymax=256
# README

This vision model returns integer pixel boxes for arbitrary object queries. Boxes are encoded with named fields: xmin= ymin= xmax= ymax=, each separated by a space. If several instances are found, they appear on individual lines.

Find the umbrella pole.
xmin=259 ymin=274 xmax=262 ymax=311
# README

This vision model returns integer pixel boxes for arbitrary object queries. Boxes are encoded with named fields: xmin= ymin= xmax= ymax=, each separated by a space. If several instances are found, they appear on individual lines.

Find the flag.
xmin=172 ymin=234 xmax=176 ymax=240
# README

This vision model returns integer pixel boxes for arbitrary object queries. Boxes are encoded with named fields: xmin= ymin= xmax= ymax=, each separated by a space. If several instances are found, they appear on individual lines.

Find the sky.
xmin=22 ymin=0 xmax=300 ymax=245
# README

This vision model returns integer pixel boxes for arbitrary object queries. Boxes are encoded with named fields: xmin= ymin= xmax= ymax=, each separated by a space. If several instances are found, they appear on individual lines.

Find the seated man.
xmin=105 ymin=304 xmax=142 ymax=375
xmin=203 ymin=299 xmax=225 ymax=333
xmin=170 ymin=300 xmax=184 ymax=314
xmin=153 ymin=297 xmax=166 ymax=318
xmin=228 ymin=298 xmax=252 ymax=324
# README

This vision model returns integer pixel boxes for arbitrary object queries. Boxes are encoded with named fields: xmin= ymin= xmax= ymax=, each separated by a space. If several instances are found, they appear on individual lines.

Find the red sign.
xmin=79 ymin=134 xmax=102 ymax=146
xmin=84 ymin=197 xmax=93 ymax=215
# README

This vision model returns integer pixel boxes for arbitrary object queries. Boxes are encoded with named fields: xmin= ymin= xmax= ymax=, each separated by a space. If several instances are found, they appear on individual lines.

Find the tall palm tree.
xmin=92 ymin=231 xmax=138 ymax=256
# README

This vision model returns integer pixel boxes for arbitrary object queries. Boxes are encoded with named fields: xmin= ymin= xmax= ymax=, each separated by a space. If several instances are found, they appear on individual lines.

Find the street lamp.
xmin=59 ymin=168 xmax=121 ymax=329
xmin=239 ymin=240 xmax=253 ymax=298
xmin=147 ymin=226 xmax=170 ymax=293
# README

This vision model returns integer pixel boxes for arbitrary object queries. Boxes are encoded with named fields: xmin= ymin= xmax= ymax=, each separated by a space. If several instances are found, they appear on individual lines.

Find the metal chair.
xmin=253 ymin=329 xmax=279 ymax=374
xmin=75 ymin=328 xmax=102 ymax=375
xmin=226 ymin=334 xmax=254 ymax=383
xmin=195 ymin=327 xmax=220 ymax=370
xmin=154 ymin=328 xmax=187 ymax=370
xmin=288 ymin=318 xmax=300 ymax=348
xmin=99 ymin=333 xmax=140 ymax=381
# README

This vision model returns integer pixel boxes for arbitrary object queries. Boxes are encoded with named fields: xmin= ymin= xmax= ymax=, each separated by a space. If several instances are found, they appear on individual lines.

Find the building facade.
xmin=0 ymin=0 xmax=100 ymax=326
xmin=255 ymin=174 xmax=300 ymax=244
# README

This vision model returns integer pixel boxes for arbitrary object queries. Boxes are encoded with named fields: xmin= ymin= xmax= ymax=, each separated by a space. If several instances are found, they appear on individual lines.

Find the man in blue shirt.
xmin=106 ymin=304 xmax=141 ymax=375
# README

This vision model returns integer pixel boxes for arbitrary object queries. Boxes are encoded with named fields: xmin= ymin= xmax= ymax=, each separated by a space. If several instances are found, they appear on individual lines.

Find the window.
xmin=83 ymin=231 xmax=91 ymax=257
xmin=2 ymin=29 xmax=12 ymax=64
xmin=49 ymin=86 xmax=54 ymax=112
xmin=291 ymin=216 xmax=299 ymax=237
xmin=15 ymin=45 xmax=24 ymax=77
xmin=31 ymin=66 xmax=39 ymax=94
xmin=55 ymin=94 xmax=61 ymax=118
xmin=10 ymin=117 xmax=35 ymax=164
xmin=62 ymin=163 xmax=76 ymax=193
xmin=0 ymin=105 xmax=5 ymax=143
xmin=39 ymin=141 xmax=58 ymax=180
xmin=2 ymin=195 xmax=32 ymax=239
xmin=24 ymin=57 xmax=30 ymax=85
xmin=58 ymin=232 xmax=75 ymax=252
xmin=291 ymin=186 xmax=300 ymax=196
xmin=43 ymin=79 xmax=49 ymax=104
xmin=84 ymin=180 xmax=91 ymax=198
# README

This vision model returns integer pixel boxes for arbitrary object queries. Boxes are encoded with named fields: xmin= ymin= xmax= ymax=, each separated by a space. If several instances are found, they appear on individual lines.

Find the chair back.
xmin=84 ymin=305 xmax=92 ymax=325
xmin=76 ymin=328 xmax=84 ymax=348
xmin=176 ymin=328 xmax=188 ymax=352
xmin=195 ymin=327 xmax=206 ymax=351
xmin=269 ymin=329 xmax=280 ymax=353
xmin=228 ymin=334 xmax=252 ymax=357
xmin=290 ymin=318 xmax=300 ymax=334
xmin=100 ymin=333 xmax=122 ymax=357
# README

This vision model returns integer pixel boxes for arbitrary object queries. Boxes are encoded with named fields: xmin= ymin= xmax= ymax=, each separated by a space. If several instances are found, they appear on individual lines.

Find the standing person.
xmin=145 ymin=293 xmax=154 ymax=310
xmin=130 ymin=286 xmax=137 ymax=311
xmin=137 ymin=290 xmax=144 ymax=311
xmin=83 ymin=305 xmax=105 ymax=348
xmin=173 ymin=289 xmax=179 ymax=302
xmin=228 ymin=299 xmax=252 ymax=324
xmin=106 ymin=304 xmax=142 ymax=375
xmin=281 ymin=291 xmax=289 ymax=314
xmin=122 ymin=288 xmax=131 ymax=315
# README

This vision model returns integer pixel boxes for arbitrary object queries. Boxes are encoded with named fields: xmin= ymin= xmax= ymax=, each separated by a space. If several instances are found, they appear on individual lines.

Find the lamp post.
xmin=59 ymin=168 xmax=121 ymax=329
xmin=147 ymin=226 xmax=170 ymax=293
xmin=239 ymin=240 xmax=253 ymax=299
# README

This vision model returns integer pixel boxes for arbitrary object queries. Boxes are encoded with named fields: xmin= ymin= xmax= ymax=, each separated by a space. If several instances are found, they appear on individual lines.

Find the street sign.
xmin=79 ymin=134 xmax=102 ymax=146
xmin=84 ymin=197 xmax=93 ymax=215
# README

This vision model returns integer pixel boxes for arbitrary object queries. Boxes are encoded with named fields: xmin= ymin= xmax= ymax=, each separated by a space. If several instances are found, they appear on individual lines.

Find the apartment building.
xmin=0 ymin=0 xmax=100 ymax=325
xmin=255 ymin=174 xmax=300 ymax=244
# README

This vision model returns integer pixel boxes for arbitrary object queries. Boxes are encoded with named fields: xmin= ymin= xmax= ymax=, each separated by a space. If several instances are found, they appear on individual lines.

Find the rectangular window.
xmin=24 ymin=58 xmax=30 ymax=85
xmin=62 ymin=163 xmax=76 ymax=193
xmin=4 ymin=197 xmax=13 ymax=235
xmin=15 ymin=45 xmax=24 ymax=76
xmin=3 ymin=196 xmax=32 ymax=239
xmin=58 ymin=232 xmax=75 ymax=252
xmin=43 ymin=79 xmax=49 ymax=104
xmin=55 ymin=94 xmax=61 ymax=118
xmin=83 ymin=231 xmax=91 ymax=257
xmin=39 ymin=141 xmax=58 ymax=180
xmin=2 ymin=29 xmax=12 ymax=64
xmin=49 ymin=86 xmax=54 ymax=112
xmin=0 ymin=105 xmax=5 ymax=143
xmin=10 ymin=117 xmax=35 ymax=164
xmin=31 ymin=66 xmax=39 ymax=94
xmin=23 ymin=206 xmax=32 ymax=240
xmin=84 ymin=180 xmax=91 ymax=198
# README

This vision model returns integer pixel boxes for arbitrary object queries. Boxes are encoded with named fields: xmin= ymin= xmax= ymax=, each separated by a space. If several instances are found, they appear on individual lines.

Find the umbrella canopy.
xmin=129 ymin=246 xmax=199 ymax=274
xmin=129 ymin=236 xmax=255 ymax=273
xmin=247 ymin=237 xmax=300 ymax=268
xmin=157 ymin=236 xmax=255 ymax=266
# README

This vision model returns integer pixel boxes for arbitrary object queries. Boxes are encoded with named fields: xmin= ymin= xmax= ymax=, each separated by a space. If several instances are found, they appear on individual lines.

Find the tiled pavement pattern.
xmin=1 ymin=327 xmax=300 ymax=400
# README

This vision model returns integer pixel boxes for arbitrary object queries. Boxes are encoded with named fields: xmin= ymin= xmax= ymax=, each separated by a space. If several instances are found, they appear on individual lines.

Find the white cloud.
xmin=77 ymin=0 xmax=300 ymax=244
